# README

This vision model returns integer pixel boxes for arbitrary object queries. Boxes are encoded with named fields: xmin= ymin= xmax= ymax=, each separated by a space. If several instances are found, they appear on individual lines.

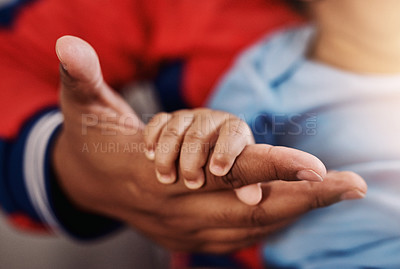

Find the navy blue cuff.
xmin=0 ymin=107 xmax=120 ymax=238
xmin=4 ymin=108 xmax=59 ymax=222
xmin=45 ymin=125 xmax=122 ymax=240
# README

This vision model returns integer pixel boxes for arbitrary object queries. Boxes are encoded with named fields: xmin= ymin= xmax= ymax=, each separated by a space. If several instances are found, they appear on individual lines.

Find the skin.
xmin=53 ymin=36 xmax=367 ymax=253
xmin=144 ymin=109 xmax=255 ymax=187
xmin=309 ymin=0 xmax=400 ymax=74
xmin=143 ymin=108 xmax=264 ymax=205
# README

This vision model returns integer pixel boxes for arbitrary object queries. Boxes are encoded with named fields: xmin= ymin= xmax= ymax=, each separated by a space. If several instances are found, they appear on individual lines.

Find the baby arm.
xmin=143 ymin=108 xmax=262 ymax=205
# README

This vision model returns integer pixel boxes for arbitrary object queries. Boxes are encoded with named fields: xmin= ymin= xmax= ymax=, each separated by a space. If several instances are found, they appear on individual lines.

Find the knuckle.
xmin=162 ymin=127 xmax=181 ymax=138
xmin=226 ymin=118 xmax=251 ymax=136
xmin=310 ymin=195 xmax=328 ymax=210
xmin=219 ymin=165 xmax=248 ymax=188
xmin=148 ymin=112 xmax=170 ymax=126
xmin=181 ymin=141 xmax=205 ymax=156
xmin=265 ymin=146 xmax=281 ymax=180
xmin=212 ymin=152 xmax=229 ymax=164
xmin=181 ymin=169 xmax=198 ymax=181
xmin=155 ymin=158 xmax=173 ymax=172
xmin=308 ymin=182 xmax=328 ymax=209
xmin=213 ymin=143 xmax=231 ymax=160
xmin=209 ymin=208 xmax=234 ymax=225
xmin=180 ymin=162 xmax=202 ymax=180
xmin=186 ymin=129 xmax=206 ymax=141
xmin=249 ymin=206 xmax=269 ymax=226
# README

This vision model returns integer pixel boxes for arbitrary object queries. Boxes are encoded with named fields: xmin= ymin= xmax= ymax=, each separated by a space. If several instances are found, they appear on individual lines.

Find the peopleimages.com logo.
xmin=249 ymin=112 xmax=318 ymax=136
xmin=81 ymin=112 xmax=318 ymax=137
xmin=78 ymin=112 xmax=318 ymax=154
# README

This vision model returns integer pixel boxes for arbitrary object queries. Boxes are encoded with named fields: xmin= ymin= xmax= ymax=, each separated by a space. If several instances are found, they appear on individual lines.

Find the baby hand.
xmin=143 ymin=109 xmax=262 ymax=205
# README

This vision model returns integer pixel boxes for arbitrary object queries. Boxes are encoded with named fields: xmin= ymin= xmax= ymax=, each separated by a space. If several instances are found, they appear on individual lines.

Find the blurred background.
xmin=0 ymin=212 xmax=169 ymax=269
xmin=0 ymin=0 xmax=12 ymax=6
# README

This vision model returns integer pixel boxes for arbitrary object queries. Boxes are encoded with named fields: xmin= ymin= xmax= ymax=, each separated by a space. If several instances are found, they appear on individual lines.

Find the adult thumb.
xmin=56 ymin=35 xmax=135 ymax=118
xmin=56 ymin=35 xmax=105 ymax=104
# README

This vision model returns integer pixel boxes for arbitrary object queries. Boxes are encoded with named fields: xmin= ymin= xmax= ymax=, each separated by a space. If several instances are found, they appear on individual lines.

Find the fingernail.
xmin=210 ymin=164 xmax=227 ymax=177
xmin=184 ymin=177 xmax=205 ymax=190
xmin=340 ymin=190 xmax=365 ymax=201
xmin=296 ymin=169 xmax=324 ymax=182
xmin=155 ymin=170 xmax=175 ymax=184
xmin=235 ymin=183 xmax=262 ymax=206
xmin=145 ymin=149 xmax=155 ymax=161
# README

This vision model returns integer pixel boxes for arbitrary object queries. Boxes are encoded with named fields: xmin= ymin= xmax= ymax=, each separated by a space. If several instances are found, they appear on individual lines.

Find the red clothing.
xmin=0 ymin=0 xmax=300 ymax=138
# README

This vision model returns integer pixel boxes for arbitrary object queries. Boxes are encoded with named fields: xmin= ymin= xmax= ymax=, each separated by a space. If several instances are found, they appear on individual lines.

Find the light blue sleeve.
xmin=206 ymin=43 xmax=281 ymax=145
xmin=207 ymin=26 xmax=313 ymax=145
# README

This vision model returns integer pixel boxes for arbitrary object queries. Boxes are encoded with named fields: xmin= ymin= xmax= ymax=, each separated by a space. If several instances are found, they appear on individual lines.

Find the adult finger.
xmin=204 ymin=144 xmax=327 ymax=191
xmin=194 ymin=218 xmax=293 ymax=244
xmin=177 ymin=171 xmax=367 ymax=228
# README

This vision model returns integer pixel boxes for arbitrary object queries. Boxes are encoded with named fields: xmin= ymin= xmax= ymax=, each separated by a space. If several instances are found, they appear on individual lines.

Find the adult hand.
xmin=53 ymin=36 xmax=367 ymax=253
